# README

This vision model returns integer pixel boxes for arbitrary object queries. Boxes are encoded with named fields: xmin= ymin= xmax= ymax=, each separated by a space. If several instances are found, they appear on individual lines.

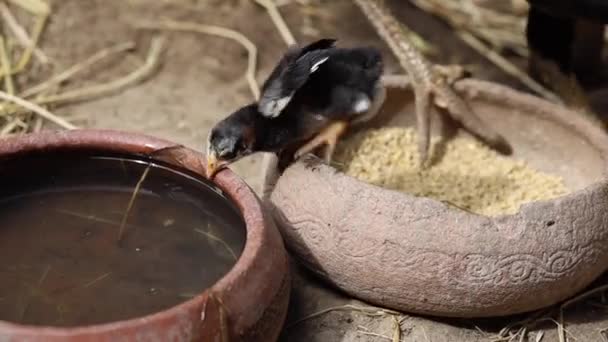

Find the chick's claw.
xmin=295 ymin=121 xmax=349 ymax=163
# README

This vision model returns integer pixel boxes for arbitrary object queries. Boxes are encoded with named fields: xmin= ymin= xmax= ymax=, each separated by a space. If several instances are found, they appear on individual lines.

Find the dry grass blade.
xmin=38 ymin=265 xmax=51 ymax=285
xmin=21 ymin=41 xmax=136 ymax=98
xmin=561 ymin=284 xmax=608 ymax=309
xmin=32 ymin=116 xmax=42 ymax=132
xmin=7 ymin=0 xmax=50 ymax=15
xmin=287 ymin=304 xmax=401 ymax=329
xmin=9 ymin=14 xmax=49 ymax=77
xmin=518 ymin=327 xmax=527 ymax=342
xmin=0 ymin=90 xmax=76 ymax=129
xmin=134 ymin=20 xmax=260 ymax=100
xmin=497 ymin=309 xmax=551 ymax=337
xmin=600 ymin=328 xmax=608 ymax=342
xmin=455 ymin=30 xmax=560 ymax=103
xmin=411 ymin=0 xmax=527 ymax=55
xmin=420 ymin=326 xmax=432 ymax=342
xmin=56 ymin=209 xmax=144 ymax=230
xmin=253 ymin=0 xmax=296 ymax=46
xmin=555 ymin=284 xmax=608 ymax=342
xmin=36 ymin=37 xmax=164 ymax=105
xmin=0 ymin=36 xmax=15 ymax=94
xmin=536 ymin=331 xmax=545 ymax=342
xmin=0 ymin=117 xmax=25 ymax=135
xmin=193 ymin=228 xmax=238 ymax=261
xmin=83 ymin=272 xmax=111 ymax=288
xmin=356 ymin=330 xmax=394 ymax=341
xmin=19 ymin=265 xmax=51 ymax=321
xmin=392 ymin=315 xmax=401 ymax=342
xmin=0 ymin=1 xmax=49 ymax=64
xmin=557 ymin=310 xmax=566 ymax=342
xmin=117 ymin=164 xmax=151 ymax=243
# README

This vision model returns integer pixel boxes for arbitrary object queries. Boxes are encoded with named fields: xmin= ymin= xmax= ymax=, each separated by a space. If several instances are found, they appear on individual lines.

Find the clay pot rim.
xmin=294 ymin=78 xmax=608 ymax=219
xmin=0 ymin=129 xmax=264 ymax=336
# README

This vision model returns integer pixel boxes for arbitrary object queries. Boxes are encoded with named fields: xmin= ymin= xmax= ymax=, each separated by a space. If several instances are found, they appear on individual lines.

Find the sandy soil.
xmin=23 ymin=0 xmax=608 ymax=340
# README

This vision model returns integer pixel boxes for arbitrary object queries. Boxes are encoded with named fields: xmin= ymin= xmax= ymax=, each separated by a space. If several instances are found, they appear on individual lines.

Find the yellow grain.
xmin=334 ymin=127 xmax=568 ymax=216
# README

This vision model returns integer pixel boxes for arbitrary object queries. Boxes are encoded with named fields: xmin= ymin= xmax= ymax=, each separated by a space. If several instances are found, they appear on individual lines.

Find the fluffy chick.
xmin=206 ymin=39 xmax=385 ymax=178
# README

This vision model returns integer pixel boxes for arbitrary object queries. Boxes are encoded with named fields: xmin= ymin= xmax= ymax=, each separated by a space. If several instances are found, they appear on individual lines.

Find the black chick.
xmin=206 ymin=39 xmax=385 ymax=178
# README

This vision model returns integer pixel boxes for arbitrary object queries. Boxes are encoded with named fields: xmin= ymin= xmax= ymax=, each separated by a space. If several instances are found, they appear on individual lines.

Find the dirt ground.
xmin=29 ymin=0 xmax=608 ymax=340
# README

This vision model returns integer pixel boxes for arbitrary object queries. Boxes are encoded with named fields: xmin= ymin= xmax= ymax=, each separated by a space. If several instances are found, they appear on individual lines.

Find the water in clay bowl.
xmin=0 ymin=130 xmax=290 ymax=341
xmin=269 ymin=78 xmax=608 ymax=318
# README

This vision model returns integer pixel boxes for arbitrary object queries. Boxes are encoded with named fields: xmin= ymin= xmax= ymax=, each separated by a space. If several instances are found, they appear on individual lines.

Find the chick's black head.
xmin=206 ymin=104 xmax=258 ymax=178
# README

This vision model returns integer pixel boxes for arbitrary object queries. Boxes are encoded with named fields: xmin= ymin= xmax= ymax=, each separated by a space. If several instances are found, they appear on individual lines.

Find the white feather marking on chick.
xmin=310 ymin=56 xmax=329 ymax=73
xmin=353 ymin=97 xmax=371 ymax=113
xmin=274 ymin=96 xmax=292 ymax=115
xmin=261 ymin=95 xmax=292 ymax=118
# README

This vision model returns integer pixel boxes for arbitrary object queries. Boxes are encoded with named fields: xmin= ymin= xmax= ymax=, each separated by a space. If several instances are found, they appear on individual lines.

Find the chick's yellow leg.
xmin=295 ymin=121 xmax=348 ymax=163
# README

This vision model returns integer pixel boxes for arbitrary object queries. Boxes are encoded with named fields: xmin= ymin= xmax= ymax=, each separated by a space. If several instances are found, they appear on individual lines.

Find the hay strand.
xmin=253 ymin=0 xmax=296 ymax=45
xmin=392 ymin=315 xmax=401 ymax=342
xmin=561 ymin=284 xmax=608 ymax=309
xmin=0 ymin=90 xmax=76 ymax=129
xmin=456 ymin=30 xmax=560 ymax=103
xmin=117 ymin=164 xmax=151 ymax=243
xmin=7 ymin=0 xmax=50 ymax=16
xmin=356 ymin=330 xmax=394 ymax=341
xmin=134 ymin=20 xmax=260 ymax=100
xmin=194 ymin=228 xmax=238 ymax=261
xmin=56 ymin=209 xmax=143 ymax=231
xmin=82 ymin=272 xmax=111 ymax=288
xmin=287 ymin=304 xmax=400 ymax=329
xmin=21 ymin=41 xmax=136 ymax=98
xmin=34 ymin=37 xmax=163 ymax=105
xmin=9 ymin=13 xmax=48 ymax=77
xmin=0 ymin=36 xmax=15 ymax=94
xmin=0 ymin=1 xmax=49 ymax=64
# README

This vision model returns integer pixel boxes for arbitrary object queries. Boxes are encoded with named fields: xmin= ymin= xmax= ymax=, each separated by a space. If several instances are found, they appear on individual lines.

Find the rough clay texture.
xmin=270 ymin=79 xmax=608 ymax=318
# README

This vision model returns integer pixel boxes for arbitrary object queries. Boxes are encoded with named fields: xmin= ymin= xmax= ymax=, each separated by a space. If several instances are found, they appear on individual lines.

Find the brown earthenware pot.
xmin=0 ymin=129 xmax=290 ymax=341
xmin=270 ymin=78 xmax=608 ymax=318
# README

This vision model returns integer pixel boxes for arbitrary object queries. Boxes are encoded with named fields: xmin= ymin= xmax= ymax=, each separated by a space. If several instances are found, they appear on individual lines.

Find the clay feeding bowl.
xmin=269 ymin=78 xmax=608 ymax=318
xmin=0 ymin=129 xmax=290 ymax=341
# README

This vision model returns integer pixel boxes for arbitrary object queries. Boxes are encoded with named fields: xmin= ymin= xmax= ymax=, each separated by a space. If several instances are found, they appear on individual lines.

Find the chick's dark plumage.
xmin=291 ymin=46 xmax=384 ymax=119
xmin=260 ymin=38 xmax=337 ymax=117
xmin=206 ymin=39 xmax=385 ymax=177
xmin=267 ymin=41 xmax=385 ymax=163
xmin=259 ymin=39 xmax=384 ymax=121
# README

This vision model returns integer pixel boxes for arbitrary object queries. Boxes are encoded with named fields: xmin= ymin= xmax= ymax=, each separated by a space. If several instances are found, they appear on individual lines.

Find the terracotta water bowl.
xmin=269 ymin=78 xmax=608 ymax=318
xmin=0 ymin=129 xmax=290 ymax=341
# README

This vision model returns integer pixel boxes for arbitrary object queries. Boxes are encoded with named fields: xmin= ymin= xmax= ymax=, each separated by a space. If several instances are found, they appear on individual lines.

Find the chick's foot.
xmin=294 ymin=121 xmax=349 ymax=163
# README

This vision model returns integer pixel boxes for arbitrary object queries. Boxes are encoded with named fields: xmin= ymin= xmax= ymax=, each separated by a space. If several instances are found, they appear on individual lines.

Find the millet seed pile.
xmin=334 ymin=127 xmax=568 ymax=216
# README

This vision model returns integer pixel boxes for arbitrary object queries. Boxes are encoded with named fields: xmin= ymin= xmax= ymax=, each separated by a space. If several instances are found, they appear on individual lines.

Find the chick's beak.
xmin=206 ymin=150 xmax=227 ymax=179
